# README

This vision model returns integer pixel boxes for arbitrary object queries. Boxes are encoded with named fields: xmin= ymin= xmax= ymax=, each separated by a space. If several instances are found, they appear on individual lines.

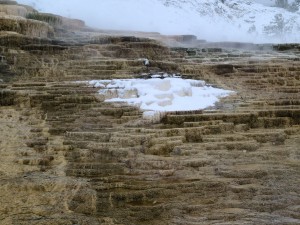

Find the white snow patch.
xmin=88 ymin=78 xmax=234 ymax=120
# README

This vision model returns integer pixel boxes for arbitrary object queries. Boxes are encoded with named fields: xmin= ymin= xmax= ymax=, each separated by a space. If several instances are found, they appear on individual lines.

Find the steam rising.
xmin=17 ymin=0 xmax=300 ymax=43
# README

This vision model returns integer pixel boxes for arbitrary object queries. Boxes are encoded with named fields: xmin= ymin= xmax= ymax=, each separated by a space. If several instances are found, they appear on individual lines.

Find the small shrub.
xmin=185 ymin=128 xmax=203 ymax=142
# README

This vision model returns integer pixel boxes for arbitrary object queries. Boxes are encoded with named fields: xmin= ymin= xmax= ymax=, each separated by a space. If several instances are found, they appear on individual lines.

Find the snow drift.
xmin=88 ymin=78 xmax=234 ymax=120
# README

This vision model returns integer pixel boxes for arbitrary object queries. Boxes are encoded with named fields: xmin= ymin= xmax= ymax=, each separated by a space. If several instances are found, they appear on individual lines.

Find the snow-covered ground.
xmin=88 ymin=78 xmax=234 ymax=120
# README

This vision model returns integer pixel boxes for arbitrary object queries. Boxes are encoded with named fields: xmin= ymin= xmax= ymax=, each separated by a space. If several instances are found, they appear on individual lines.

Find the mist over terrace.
xmin=16 ymin=0 xmax=300 ymax=43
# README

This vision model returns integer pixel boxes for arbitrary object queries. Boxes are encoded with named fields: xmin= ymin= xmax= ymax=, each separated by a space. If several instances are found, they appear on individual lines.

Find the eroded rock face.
xmin=0 ymin=2 xmax=87 ymax=40
xmin=0 ymin=4 xmax=30 ymax=17
xmin=60 ymin=17 xmax=85 ymax=30
xmin=0 ymin=3 xmax=54 ymax=38
xmin=0 ymin=2 xmax=300 ymax=225
xmin=0 ymin=15 xmax=54 ymax=38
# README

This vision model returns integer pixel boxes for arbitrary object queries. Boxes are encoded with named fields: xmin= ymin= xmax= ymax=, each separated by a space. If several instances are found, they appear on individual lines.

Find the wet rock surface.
xmin=0 ymin=2 xmax=299 ymax=225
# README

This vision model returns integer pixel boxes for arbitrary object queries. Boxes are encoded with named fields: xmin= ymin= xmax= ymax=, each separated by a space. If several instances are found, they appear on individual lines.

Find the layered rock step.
xmin=7 ymin=75 xmax=296 ymax=224
xmin=2 ymin=47 xmax=299 ymax=225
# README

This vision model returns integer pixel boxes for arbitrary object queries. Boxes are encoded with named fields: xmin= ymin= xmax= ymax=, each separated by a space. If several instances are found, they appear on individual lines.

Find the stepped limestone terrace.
xmin=0 ymin=1 xmax=300 ymax=225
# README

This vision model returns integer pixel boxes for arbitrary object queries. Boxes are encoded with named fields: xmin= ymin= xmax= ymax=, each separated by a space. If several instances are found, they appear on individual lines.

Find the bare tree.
xmin=263 ymin=14 xmax=286 ymax=38
xmin=289 ymin=0 xmax=300 ymax=12
xmin=275 ymin=0 xmax=289 ymax=9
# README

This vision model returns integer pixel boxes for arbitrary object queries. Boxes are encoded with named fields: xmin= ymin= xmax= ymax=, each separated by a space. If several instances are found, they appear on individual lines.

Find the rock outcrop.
xmin=0 ymin=1 xmax=299 ymax=225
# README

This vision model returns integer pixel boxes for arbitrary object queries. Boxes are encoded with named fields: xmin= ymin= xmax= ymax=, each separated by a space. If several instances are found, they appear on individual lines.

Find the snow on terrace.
xmin=88 ymin=78 xmax=234 ymax=120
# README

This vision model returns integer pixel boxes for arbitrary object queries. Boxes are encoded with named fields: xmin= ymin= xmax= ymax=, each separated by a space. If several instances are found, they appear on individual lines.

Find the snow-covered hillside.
xmin=157 ymin=0 xmax=300 ymax=42
xmin=17 ymin=0 xmax=300 ymax=43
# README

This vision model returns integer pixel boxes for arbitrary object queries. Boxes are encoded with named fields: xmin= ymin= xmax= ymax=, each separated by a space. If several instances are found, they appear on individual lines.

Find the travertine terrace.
xmin=0 ymin=1 xmax=299 ymax=224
